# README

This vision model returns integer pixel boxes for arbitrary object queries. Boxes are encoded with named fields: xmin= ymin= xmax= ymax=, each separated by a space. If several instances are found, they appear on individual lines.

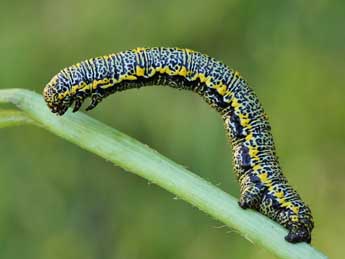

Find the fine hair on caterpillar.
xmin=43 ymin=47 xmax=314 ymax=243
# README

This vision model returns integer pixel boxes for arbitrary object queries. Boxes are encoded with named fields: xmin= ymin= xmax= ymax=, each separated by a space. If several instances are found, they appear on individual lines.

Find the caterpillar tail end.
xmin=237 ymin=177 xmax=314 ymax=244
xmin=285 ymin=226 xmax=311 ymax=244
xmin=238 ymin=196 xmax=313 ymax=244
xmin=278 ymin=205 xmax=314 ymax=244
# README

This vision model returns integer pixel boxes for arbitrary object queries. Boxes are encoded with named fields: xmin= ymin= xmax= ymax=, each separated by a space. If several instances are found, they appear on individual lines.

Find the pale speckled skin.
xmin=43 ymin=47 xmax=314 ymax=243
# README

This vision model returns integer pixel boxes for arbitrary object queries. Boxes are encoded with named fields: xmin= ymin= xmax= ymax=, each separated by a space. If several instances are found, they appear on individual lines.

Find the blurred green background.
xmin=0 ymin=0 xmax=344 ymax=258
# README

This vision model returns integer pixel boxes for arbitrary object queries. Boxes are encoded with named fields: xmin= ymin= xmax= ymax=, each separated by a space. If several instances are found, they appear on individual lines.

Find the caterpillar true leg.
xmin=86 ymin=92 xmax=103 ymax=111
xmin=72 ymin=95 xmax=84 ymax=112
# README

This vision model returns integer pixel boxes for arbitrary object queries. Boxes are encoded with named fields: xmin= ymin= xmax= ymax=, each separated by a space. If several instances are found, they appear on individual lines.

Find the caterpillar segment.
xmin=43 ymin=47 xmax=314 ymax=243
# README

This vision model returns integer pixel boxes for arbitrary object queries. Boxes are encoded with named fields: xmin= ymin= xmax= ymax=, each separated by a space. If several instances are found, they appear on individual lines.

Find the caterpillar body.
xmin=43 ymin=47 xmax=314 ymax=243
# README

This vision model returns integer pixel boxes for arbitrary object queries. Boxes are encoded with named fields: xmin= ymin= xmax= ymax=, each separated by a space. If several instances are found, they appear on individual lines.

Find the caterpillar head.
xmin=43 ymin=74 xmax=73 ymax=115
xmin=44 ymin=72 xmax=101 ymax=115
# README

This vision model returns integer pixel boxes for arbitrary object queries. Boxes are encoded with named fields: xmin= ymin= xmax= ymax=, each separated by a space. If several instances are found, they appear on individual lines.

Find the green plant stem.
xmin=0 ymin=89 xmax=327 ymax=259
xmin=0 ymin=110 xmax=37 ymax=128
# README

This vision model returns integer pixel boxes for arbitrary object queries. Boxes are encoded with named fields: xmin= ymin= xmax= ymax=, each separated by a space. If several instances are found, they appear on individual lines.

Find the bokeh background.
xmin=0 ymin=0 xmax=344 ymax=258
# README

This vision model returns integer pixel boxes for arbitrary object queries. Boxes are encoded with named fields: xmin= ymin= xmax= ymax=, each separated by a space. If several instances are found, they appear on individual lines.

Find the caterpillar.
xmin=43 ymin=47 xmax=314 ymax=243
